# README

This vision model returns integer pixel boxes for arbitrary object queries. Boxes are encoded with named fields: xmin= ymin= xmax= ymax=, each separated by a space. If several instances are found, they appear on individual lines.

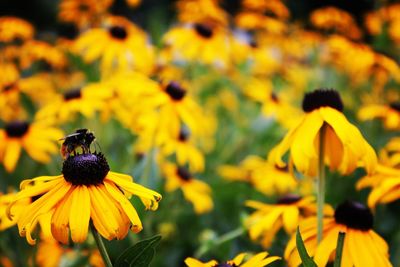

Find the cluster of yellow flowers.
xmin=0 ymin=0 xmax=400 ymax=266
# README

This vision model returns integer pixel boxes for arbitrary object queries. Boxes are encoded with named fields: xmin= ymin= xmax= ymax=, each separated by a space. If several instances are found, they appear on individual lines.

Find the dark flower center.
xmin=109 ymin=26 xmax=128 ymax=40
xmin=62 ymin=153 xmax=110 ymax=186
xmin=334 ymin=200 xmax=373 ymax=231
xmin=389 ymin=102 xmax=400 ymax=112
xmin=165 ymin=81 xmax=186 ymax=101
xmin=277 ymin=194 xmax=301 ymax=204
xmin=249 ymin=40 xmax=258 ymax=48
xmin=63 ymin=88 xmax=82 ymax=101
xmin=2 ymin=83 xmax=17 ymax=92
xmin=5 ymin=121 xmax=30 ymax=137
xmin=302 ymin=89 xmax=343 ymax=113
xmin=78 ymin=3 xmax=90 ymax=12
xmin=176 ymin=166 xmax=191 ymax=181
xmin=194 ymin=23 xmax=213 ymax=38
xmin=178 ymin=127 xmax=190 ymax=141
xmin=271 ymin=92 xmax=279 ymax=103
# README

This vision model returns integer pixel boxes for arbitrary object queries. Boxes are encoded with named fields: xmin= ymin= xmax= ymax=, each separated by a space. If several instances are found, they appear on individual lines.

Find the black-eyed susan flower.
xmin=162 ymin=23 xmax=232 ymax=69
xmin=218 ymin=155 xmax=297 ymax=196
xmin=176 ymin=0 xmax=228 ymax=26
xmin=245 ymin=195 xmax=332 ymax=248
xmin=59 ymin=0 xmax=112 ymax=29
xmin=152 ymin=80 xmax=209 ymax=138
xmin=162 ymin=162 xmax=212 ymax=214
xmin=161 ymin=127 xmax=205 ymax=172
xmin=358 ymin=102 xmax=400 ymax=130
xmin=185 ymin=251 xmax=280 ymax=267
xmin=8 ymin=145 xmax=162 ymax=244
xmin=0 ymin=17 xmax=34 ymax=43
xmin=73 ymin=16 xmax=155 ymax=76
xmin=310 ymin=7 xmax=362 ymax=40
xmin=285 ymin=201 xmax=392 ymax=267
xmin=0 ymin=120 xmax=63 ymax=172
xmin=357 ymin=164 xmax=400 ymax=208
xmin=35 ymin=85 xmax=112 ymax=124
xmin=19 ymin=40 xmax=67 ymax=70
xmin=269 ymin=88 xmax=377 ymax=177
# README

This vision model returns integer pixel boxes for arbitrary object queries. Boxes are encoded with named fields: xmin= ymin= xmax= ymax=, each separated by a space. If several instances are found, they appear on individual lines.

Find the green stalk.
xmin=317 ymin=123 xmax=327 ymax=243
xmin=91 ymin=224 xmax=113 ymax=267
xmin=194 ymin=227 xmax=245 ymax=258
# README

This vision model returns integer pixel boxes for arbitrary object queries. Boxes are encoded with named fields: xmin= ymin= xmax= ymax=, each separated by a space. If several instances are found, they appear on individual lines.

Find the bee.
xmin=60 ymin=129 xmax=96 ymax=159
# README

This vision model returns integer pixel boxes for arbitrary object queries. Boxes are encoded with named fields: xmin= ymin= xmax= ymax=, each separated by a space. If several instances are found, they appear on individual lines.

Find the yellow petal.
xmin=69 ymin=186 xmax=91 ymax=243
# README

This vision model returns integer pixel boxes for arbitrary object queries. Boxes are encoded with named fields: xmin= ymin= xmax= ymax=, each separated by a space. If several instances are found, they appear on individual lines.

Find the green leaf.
xmin=333 ymin=232 xmax=346 ymax=267
xmin=296 ymin=227 xmax=318 ymax=267
xmin=114 ymin=235 xmax=162 ymax=267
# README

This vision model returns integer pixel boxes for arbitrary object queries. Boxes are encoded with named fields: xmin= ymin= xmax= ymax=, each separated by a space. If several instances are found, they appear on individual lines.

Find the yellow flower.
xmin=74 ymin=16 xmax=155 ymax=76
xmin=285 ymin=201 xmax=392 ymax=267
xmin=269 ymin=89 xmax=377 ymax=177
xmin=162 ymin=23 xmax=232 ymax=69
xmin=245 ymin=195 xmax=332 ymax=248
xmin=218 ymin=155 xmax=297 ymax=195
xmin=161 ymin=127 xmax=205 ymax=172
xmin=59 ymin=0 xmax=112 ymax=29
xmin=357 ymin=164 xmax=400 ymax=208
xmin=176 ymin=0 xmax=228 ymax=26
xmin=19 ymin=40 xmax=67 ymax=70
xmin=235 ymin=11 xmax=287 ymax=35
xmin=185 ymin=251 xmax=280 ymax=267
xmin=162 ymin=162 xmax=213 ymax=214
xmin=310 ymin=7 xmax=362 ymax=40
xmin=0 ymin=17 xmax=34 ymax=43
xmin=8 ymin=150 xmax=161 ymax=245
xmin=241 ymin=0 xmax=290 ymax=20
xmin=153 ymin=80 xmax=210 ymax=138
xmin=0 ymin=120 xmax=63 ymax=172
xmin=358 ymin=102 xmax=400 ymax=130
xmin=35 ymin=85 xmax=112 ymax=124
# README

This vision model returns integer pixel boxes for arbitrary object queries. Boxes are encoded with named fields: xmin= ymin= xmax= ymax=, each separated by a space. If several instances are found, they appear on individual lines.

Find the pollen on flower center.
xmin=194 ymin=23 xmax=213 ymax=38
xmin=165 ymin=81 xmax=186 ymax=100
xmin=109 ymin=25 xmax=128 ymax=40
xmin=5 ymin=121 xmax=30 ymax=137
xmin=62 ymin=153 xmax=110 ymax=185
xmin=389 ymin=102 xmax=400 ymax=112
xmin=276 ymin=194 xmax=301 ymax=204
xmin=334 ymin=200 xmax=373 ymax=231
xmin=63 ymin=88 xmax=82 ymax=101
xmin=302 ymin=88 xmax=343 ymax=113
xmin=177 ymin=166 xmax=191 ymax=181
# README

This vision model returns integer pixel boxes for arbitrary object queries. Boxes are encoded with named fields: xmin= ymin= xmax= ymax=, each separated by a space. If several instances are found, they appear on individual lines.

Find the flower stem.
xmin=91 ymin=224 xmax=113 ymax=267
xmin=194 ymin=227 xmax=245 ymax=258
xmin=317 ymin=122 xmax=327 ymax=244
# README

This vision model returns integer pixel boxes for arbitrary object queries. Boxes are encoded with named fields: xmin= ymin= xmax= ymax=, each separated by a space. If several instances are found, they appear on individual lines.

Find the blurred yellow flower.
xmin=0 ymin=120 xmax=63 ymax=172
xmin=74 ymin=16 xmax=155 ymax=76
xmin=245 ymin=195 xmax=332 ymax=248
xmin=0 ymin=17 xmax=34 ymax=43
xmin=162 ymin=162 xmax=213 ymax=214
